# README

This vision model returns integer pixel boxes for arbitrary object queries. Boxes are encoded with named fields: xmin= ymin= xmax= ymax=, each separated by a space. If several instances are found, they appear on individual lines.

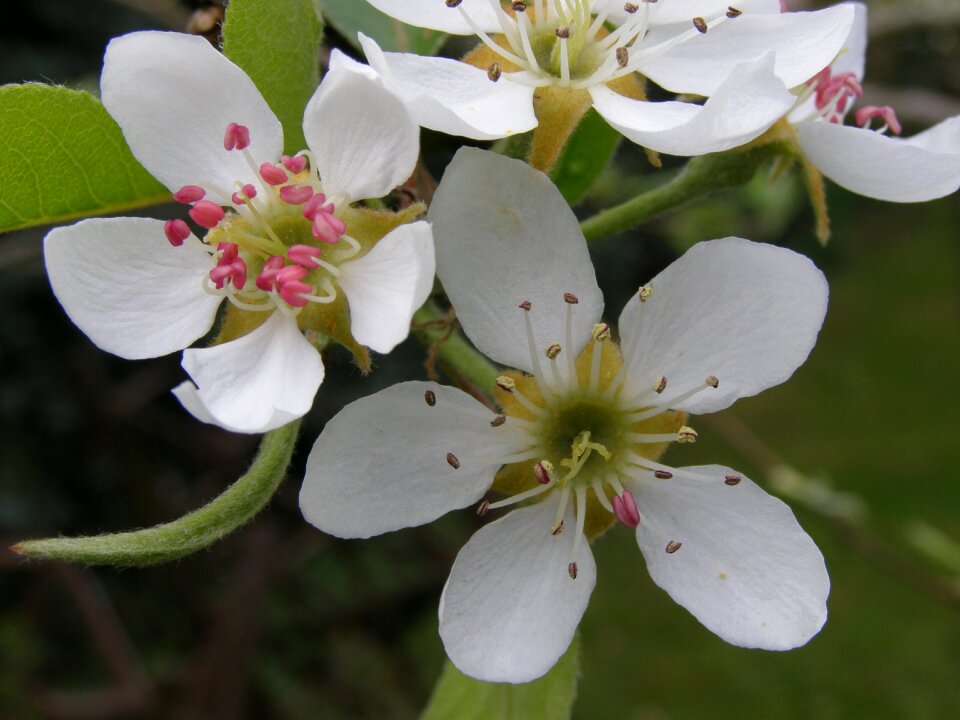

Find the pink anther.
xmin=223 ymin=122 xmax=251 ymax=151
xmin=855 ymin=105 xmax=902 ymax=135
xmin=255 ymin=255 xmax=286 ymax=292
xmin=217 ymin=242 xmax=239 ymax=263
xmin=231 ymin=183 xmax=259 ymax=205
xmin=612 ymin=490 xmax=641 ymax=529
xmin=279 ymin=280 xmax=312 ymax=307
xmin=189 ymin=200 xmax=226 ymax=228
xmin=209 ymin=257 xmax=247 ymax=290
xmin=288 ymin=244 xmax=322 ymax=268
xmin=282 ymin=154 xmax=308 ymax=173
xmin=279 ymin=184 xmax=315 ymax=205
xmin=260 ymin=163 xmax=288 ymax=186
xmin=302 ymin=193 xmax=330 ymax=220
xmin=164 ymin=219 xmax=191 ymax=247
xmin=173 ymin=185 xmax=206 ymax=204
xmin=312 ymin=209 xmax=346 ymax=245
xmin=815 ymin=72 xmax=863 ymax=118
xmin=277 ymin=265 xmax=308 ymax=284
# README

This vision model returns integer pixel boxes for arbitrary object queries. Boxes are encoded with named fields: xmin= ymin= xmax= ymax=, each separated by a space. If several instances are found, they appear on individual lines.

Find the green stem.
xmin=579 ymin=144 xmax=781 ymax=244
xmin=12 ymin=420 xmax=301 ymax=566
xmin=413 ymin=300 xmax=499 ymax=392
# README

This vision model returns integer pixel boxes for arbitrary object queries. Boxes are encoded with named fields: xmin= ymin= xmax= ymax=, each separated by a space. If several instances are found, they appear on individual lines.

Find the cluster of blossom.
xmin=42 ymin=0 xmax=959 ymax=686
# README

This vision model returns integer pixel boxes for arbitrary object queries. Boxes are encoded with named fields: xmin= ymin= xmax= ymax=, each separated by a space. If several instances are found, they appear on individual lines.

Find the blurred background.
xmin=0 ymin=0 xmax=958 ymax=718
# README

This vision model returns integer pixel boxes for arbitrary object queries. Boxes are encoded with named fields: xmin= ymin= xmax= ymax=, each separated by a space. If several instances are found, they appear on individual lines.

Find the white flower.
xmin=300 ymin=148 xmax=831 ymax=683
xmin=356 ymin=0 xmax=854 ymax=156
xmin=783 ymin=3 xmax=960 ymax=202
xmin=43 ymin=32 xmax=435 ymax=434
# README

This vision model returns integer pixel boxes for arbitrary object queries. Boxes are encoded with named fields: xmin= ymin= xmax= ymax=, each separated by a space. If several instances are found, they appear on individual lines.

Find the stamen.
xmin=279 ymin=184 xmax=315 ymax=205
xmin=223 ymin=122 xmax=251 ymax=151
xmin=174 ymin=185 xmax=206 ymax=204
xmin=534 ymin=459 xmax=556 ymax=485
xmin=485 ymin=480 xmax=554 ymax=511
xmin=550 ymin=485 xmax=571 ymax=535
xmin=515 ymin=8 xmax=541 ymax=73
xmin=665 ymin=540 xmax=682 ymax=554
xmin=724 ymin=473 xmax=742 ymax=486
xmin=855 ymin=105 xmax=902 ymax=135
xmin=677 ymin=426 xmax=698 ymax=443
xmin=520 ymin=302 xmax=553 ymax=396
xmin=189 ymin=200 xmax=225 ymax=229
xmin=628 ymin=376 xmax=718 ymax=421
xmin=563 ymin=293 xmax=577 ymax=384
xmin=726 ymin=6 xmax=742 ymax=18
xmin=608 ymin=285 xmax=651 ymax=395
xmin=612 ymin=489 xmax=641 ymax=528
xmin=477 ymin=499 xmax=490 ymax=516
xmin=164 ymin=219 xmax=190 ymax=247
xmin=490 ymin=415 xmax=507 ymax=427
xmin=568 ymin=485 xmax=587 ymax=579
xmin=288 ymin=244 xmax=322 ymax=268
xmin=558 ymin=34 xmax=571 ymax=86
xmin=591 ymin=478 xmax=613 ymax=512
xmin=425 ymin=390 xmax=437 ymax=407
xmin=693 ymin=16 xmax=708 ymax=33
xmin=446 ymin=452 xmax=461 ymax=469
xmin=495 ymin=375 xmax=545 ymax=416
xmin=488 ymin=63 xmax=503 ymax=82
xmin=312 ymin=209 xmax=347 ymax=245
xmin=281 ymin=154 xmax=308 ymax=173
xmin=259 ymin=162 xmax=288 ymax=186
xmin=456 ymin=5 xmax=526 ymax=67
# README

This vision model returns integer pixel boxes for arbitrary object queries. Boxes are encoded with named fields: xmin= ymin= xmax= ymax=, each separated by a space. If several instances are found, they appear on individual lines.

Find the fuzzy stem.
xmin=413 ymin=300 xmax=500 ymax=392
xmin=12 ymin=420 xmax=301 ymax=566
xmin=579 ymin=144 xmax=782 ymax=244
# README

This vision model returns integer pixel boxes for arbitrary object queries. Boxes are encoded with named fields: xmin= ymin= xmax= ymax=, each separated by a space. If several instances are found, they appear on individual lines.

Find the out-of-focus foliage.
xmin=321 ymin=0 xmax=448 ymax=55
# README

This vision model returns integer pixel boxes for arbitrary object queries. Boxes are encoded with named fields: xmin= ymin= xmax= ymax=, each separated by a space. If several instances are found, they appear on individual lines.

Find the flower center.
xmin=451 ymin=0 xmax=740 ymax=89
xmin=470 ymin=287 xmax=720 ymax=579
xmin=163 ymin=122 xmax=364 ymax=322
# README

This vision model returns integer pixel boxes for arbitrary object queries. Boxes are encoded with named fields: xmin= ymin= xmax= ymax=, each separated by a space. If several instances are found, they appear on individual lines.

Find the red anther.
xmin=173 ymin=185 xmax=206 ymax=204
xmin=189 ymin=200 xmax=225 ymax=228
xmin=302 ymin=193 xmax=330 ymax=220
xmin=612 ymin=490 xmax=641 ymax=529
xmin=279 ymin=184 xmax=315 ymax=205
xmin=242 ymin=183 xmax=257 ymax=199
xmin=231 ymin=192 xmax=245 ymax=205
xmin=280 ymin=280 xmax=312 ymax=307
xmin=259 ymin=162 xmax=288 ymax=186
xmin=282 ymin=154 xmax=307 ymax=173
xmin=209 ymin=264 xmax=233 ymax=289
xmin=223 ymin=122 xmax=251 ymax=151
xmin=164 ymin=219 xmax=190 ymax=247
xmin=288 ymin=244 xmax=322 ymax=268
xmin=277 ymin=265 xmax=309 ymax=284
xmin=217 ymin=242 xmax=239 ymax=263
xmin=312 ymin=210 xmax=346 ymax=245
xmin=229 ymin=258 xmax=247 ymax=290
xmin=855 ymin=105 xmax=902 ymax=135
xmin=256 ymin=255 xmax=286 ymax=291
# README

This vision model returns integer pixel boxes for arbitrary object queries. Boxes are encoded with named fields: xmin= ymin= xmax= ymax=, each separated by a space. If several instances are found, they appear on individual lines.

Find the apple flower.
xmin=43 ymin=32 xmax=434 ymax=434
xmin=300 ymin=149 xmax=830 ymax=683
xmin=356 ymin=0 xmax=854 ymax=166
xmin=785 ymin=3 xmax=960 ymax=202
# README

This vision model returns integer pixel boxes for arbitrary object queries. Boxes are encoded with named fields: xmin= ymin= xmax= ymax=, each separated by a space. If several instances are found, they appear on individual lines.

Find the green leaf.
xmin=222 ymin=0 xmax=324 ymax=155
xmin=420 ymin=635 xmax=580 ymax=720
xmin=322 ymin=0 xmax=448 ymax=54
xmin=0 ymin=84 xmax=169 ymax=235
xmin=551 ymin=109 xmax=622 ymax=205
xmin=12 ymin=420 xmax=301 ymax=566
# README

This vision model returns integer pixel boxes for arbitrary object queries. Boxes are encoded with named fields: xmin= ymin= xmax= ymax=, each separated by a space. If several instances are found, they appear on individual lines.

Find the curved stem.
xmin=579 ymin=144 xmax=782 ymax=244
xmin=413 ymin=300 xmax=500 ymax=394
xmin=12 ymin=420 xmax=301 ymax=566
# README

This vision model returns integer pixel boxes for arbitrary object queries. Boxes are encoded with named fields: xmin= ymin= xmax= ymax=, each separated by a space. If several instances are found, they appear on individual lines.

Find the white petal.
xmin=645 ymin=0 xmax=781 ymax=25
xmin=590 ymin=53 xmax=794 ymax=155
xmin=303 ymin=52 xmax=419 ymax=203
xmin=179 ymin=312 xmax=324 ymax=434
xmin=171 ymin=380 xmax=299 ymax=433
xmin=832 ymin=2 xmax=868 ymax=79
xmin=618 ymin=238 xmax=827 ymax=414
xmin=634 ymin=465 xmax=829 ymax=650
xmin=338 ymin=221 xmax=435 ymax=354
xmin=797 ymin=119 xmax=960 ymax=202
xmin=43 ymin=217 xmax=220 ymax=360
xmin=300 ymin=381 xmax=525 ymax=539
xmin=360 ymin=34 xmax=537 ymax=141
xmin=639 ymin=5 xmax=856 ymax=96
xmin=101 ymin=31 xmax=282 ymax=203
xmin=439 ymin=499 xmax=595 ymax=683
xmin=430 ymin=148 xmax=603 ymax=374
xmin=363 ymin=0 xmax=502 ymax=34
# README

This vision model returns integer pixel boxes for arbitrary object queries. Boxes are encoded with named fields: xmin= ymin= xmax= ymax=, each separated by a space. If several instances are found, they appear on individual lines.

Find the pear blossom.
xmin=785 ymin=3 xmax=960 ymax=202
xmin=43 ymin=32 xmax=434 ymax=434
xmin=356 ymin=0 xmax=855 ymax=156
xmin=300 ymin=149 xmax=830 ymax=683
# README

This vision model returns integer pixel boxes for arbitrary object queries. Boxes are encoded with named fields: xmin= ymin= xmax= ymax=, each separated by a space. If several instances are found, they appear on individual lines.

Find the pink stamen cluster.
xmin=209 ymin=242 xmax=247 ymax=290
xmin=810 ymin=68 xmax=863 ymax=123
xmin=256 ymin=257 xmax=314 ymax=307
xmin=855 ymin=104 xmax=903 ymax=135
xmin=612 ymin=490 xmax=641 ymax=528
